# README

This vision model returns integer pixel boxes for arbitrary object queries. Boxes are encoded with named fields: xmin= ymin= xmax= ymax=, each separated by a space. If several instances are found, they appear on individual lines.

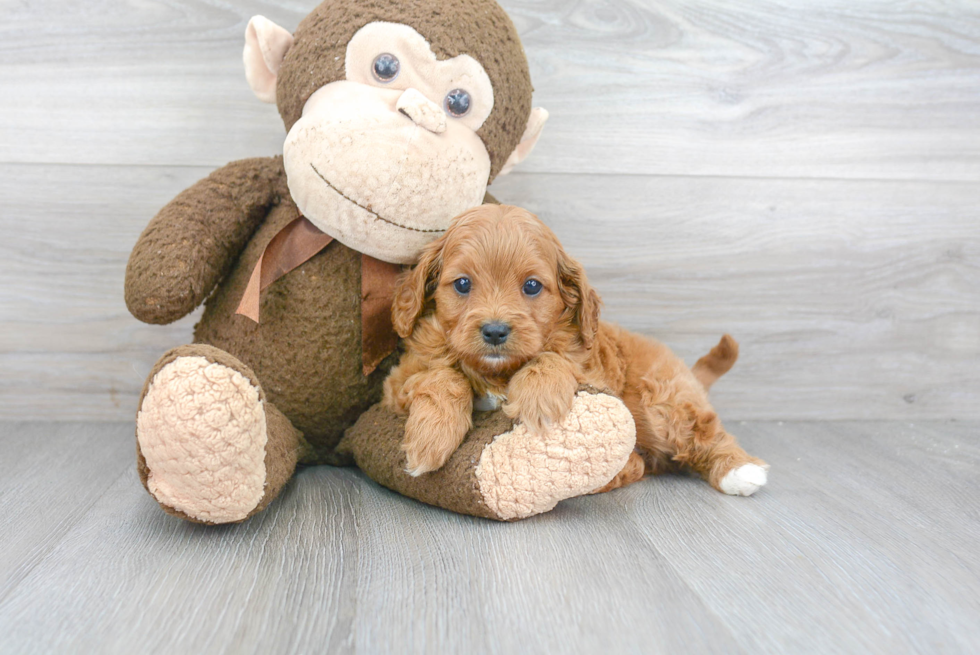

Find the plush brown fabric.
xmin=135 ymin=343 xmax=309 ymax=524
xmin=127 ymin=155 xmax=392 ymax=462
xmin=188 ymin=163 xmax=397 ymax=462
xmin=338 ymin=405 xmax=517 ymax=520
xmin=127 ymin=2 xmax=559 ymax=524
xmin=254 ymin=401 xmax=307 ymax=517
xmin=235 ymin=216 xmax=335 ymax=322
xmin=125 ymin=157 xmax=286 ymax=325
xmin=127 ymin=168 xmax=592 ymax=523
xmin=338 ymin=385 xmax=627 ymax=521
xmin=276 ymin=0 xmax=532 ymax=181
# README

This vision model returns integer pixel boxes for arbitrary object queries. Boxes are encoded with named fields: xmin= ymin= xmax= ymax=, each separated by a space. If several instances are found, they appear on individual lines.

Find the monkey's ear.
xmin=497 ymin=108 xmax=549 ymax=177
xmin=244 ymin=16 xmax=294 ymax=104
xmin=392 ymin=237 xmax=444 ymax=338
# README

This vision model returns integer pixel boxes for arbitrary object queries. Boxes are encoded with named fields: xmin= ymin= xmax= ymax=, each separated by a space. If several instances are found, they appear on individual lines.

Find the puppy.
xmin=383 ymin=205 xmax=768 ymax=497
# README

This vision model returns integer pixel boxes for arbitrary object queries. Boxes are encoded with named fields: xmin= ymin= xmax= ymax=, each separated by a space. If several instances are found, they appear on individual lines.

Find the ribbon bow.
xmin=235 ymin=216 xmax=402 ymax=375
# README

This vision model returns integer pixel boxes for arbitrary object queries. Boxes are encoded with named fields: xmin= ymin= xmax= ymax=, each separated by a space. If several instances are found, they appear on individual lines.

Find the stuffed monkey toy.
xmin=125 ymin=0 xmax=636 ymax=524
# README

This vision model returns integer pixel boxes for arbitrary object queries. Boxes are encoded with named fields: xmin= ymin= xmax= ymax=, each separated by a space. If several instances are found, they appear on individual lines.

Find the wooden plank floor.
xmin=1 ymin=420 xmax=978 ymax=654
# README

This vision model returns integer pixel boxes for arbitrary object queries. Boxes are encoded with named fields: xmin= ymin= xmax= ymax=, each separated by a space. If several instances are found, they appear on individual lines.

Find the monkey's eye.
xmin=453 ymin=277 xmax=472 ymax=295
xmin=445 ymin=89 xmax=471 ymax=117
xmin=372 ymin=54 xmax=400 ymax=82
xmin=523 ymin=279 xmax=543 ymax=296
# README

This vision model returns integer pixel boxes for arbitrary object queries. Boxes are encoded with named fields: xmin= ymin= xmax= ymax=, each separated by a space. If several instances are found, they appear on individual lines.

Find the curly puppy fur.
xmin=384 ymin=205 xmax=767 ymax=493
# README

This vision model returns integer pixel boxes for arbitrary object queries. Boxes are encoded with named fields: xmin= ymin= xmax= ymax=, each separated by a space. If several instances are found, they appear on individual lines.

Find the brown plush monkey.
xmin=125 ymin=0 xmax=636 ymax=524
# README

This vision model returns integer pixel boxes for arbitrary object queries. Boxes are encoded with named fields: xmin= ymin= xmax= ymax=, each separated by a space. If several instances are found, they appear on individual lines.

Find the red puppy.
xmin=384 ymin=205 xmax=768 ymax=496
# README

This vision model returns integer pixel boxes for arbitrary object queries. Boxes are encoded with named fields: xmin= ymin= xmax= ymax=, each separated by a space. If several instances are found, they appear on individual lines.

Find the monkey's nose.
xmin=481 ymin=322 xmax=511 ymax=346
xmin=396 ymin=88 xmax=447 ymax=134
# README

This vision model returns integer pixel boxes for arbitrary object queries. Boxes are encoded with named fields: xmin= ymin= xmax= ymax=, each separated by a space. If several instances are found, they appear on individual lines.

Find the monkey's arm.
xmin=125 ymin=157 xmax=285 ymax=324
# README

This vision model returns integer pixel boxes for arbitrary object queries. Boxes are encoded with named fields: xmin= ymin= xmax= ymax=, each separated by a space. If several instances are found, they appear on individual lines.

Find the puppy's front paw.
xmin=503 ymin=388 xmax=574 ymax=434
xmin=401 ymin=412 xmax=467 ymax=477
xmin=503 ymin=360 xmax=578 ymax=434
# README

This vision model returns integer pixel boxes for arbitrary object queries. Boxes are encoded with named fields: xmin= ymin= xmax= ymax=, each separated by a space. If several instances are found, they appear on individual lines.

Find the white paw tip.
xmin=720 ymin=463 xmax=769 ymax=496
xmin=405 ymin=464 xmax=434 ymax=477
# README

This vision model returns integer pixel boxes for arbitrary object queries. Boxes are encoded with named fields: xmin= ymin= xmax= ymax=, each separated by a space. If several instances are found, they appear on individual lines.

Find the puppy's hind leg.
xmin=686 ymin=418 xmax=769 ymax=497
xmin=630 ymin=372 xmax=768 ymax=496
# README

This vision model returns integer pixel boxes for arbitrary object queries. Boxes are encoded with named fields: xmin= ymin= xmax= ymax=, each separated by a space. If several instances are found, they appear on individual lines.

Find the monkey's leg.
xmin=136 ymin=344 xmax=308 ymax=524
xmin=339 ymin=387 xmax=636 ymax=521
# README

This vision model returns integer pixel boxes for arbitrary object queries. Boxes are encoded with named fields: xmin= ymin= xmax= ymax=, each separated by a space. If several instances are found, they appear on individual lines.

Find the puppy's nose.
xmin=481 ymin=322 xmax=511 ymax=346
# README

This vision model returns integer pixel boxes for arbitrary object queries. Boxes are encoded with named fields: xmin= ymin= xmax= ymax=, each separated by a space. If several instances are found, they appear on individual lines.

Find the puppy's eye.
xmin=372 ymin=54 xmax=400 ymax=82
xmin=523 ymin=279 xmax=543 ymax=296
xmin=453 ymin=277 xmax=472 ymax=294
xmin=445 ymin=89 xmax=471 ymax=117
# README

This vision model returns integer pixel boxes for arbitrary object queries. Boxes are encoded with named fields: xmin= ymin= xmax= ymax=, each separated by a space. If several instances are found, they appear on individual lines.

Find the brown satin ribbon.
xmin=235 ymin=216 xmax=402 ymax=376
xmin=359 ymin=253 xmax=402 ymax=376
xmin=236 ymin=216 xmax=335 ymax=322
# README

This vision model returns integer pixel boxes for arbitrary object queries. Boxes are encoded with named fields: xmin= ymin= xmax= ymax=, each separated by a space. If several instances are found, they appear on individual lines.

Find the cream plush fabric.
xmin=475 ymin=391 xmax=637 ymax=520
xmin=137 ymin=357 xmax=268 ymax=523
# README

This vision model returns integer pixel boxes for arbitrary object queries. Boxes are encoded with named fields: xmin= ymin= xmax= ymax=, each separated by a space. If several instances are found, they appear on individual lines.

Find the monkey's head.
xmin=243 ymin=0 xmax=548 ymax=264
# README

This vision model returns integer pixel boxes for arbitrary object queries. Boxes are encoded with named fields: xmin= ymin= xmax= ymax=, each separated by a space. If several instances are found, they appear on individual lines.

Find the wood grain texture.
xmin=2 ymin=163 xmax=976 ymax=420
xmin=1 ymin=420 xmax=978 ymax=654
xmin=3 ymin=2 xmax=978 ymax=653
xmin=600 ymin=420 xmax=980 ymax=653
xmin=0 ymin=422 xmax=132 ymax=601
xmin=1 ymin=1 xmax=979 ymax=180
xmin=348 ymin=483 xmax=738 ymax=654
xmin=509 ymin=0 xmax=980 ymax=181
xmin=0 ymin=163 xmax=206 ymax=420
xmin=0 ymin=449 xmax=363 ymax=654
xmin=492 ymin=172 xmax=980 ymax=420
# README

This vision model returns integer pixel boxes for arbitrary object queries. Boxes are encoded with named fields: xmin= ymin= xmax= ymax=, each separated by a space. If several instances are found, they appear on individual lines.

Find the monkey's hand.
xmin=503 ymin=352 xmax=580 ymax=434
xmin=125 ymin=156 xmax=284 ymax=325
xmin=396 ymin=367 xmax=473 ymax=476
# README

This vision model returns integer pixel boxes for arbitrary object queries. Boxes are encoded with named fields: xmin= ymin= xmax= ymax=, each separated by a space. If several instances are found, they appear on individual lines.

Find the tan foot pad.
xmin=475 ymin=391 xmax=636 ymax=520
xmin=137 ymin=356 xmax=268 ymax=524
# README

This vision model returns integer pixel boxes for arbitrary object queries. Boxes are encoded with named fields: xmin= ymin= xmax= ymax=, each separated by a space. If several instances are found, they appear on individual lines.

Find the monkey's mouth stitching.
xmin=310 ymin=163 xmax=445 ymax=234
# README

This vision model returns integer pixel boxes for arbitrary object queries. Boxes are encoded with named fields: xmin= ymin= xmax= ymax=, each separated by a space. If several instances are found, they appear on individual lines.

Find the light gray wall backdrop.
xmin=1 ymin=0 xmax=977 ymax=421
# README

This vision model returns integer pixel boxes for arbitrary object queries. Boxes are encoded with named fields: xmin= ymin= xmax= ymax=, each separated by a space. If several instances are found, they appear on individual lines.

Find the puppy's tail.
xmin=692 ymin=334 xmax=739 ymax=391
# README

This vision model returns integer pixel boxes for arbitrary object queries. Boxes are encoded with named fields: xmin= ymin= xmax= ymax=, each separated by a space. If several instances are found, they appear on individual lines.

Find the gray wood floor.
xmin=1 ymin=420 xmax=978 ymax=654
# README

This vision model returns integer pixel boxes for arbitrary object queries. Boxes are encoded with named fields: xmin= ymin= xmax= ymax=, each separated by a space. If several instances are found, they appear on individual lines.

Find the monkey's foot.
xmin=475 ymin=390 xmax=636 ymax=520
xmin=135 ymin=345 xmax=294 ymax=524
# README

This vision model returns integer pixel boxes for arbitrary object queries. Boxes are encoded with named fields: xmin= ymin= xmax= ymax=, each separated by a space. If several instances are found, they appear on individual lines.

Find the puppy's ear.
xmin=557 ymin=250 xmax=601 ymax=349
xmin=392 ymin=237 xmax=444 ymax=338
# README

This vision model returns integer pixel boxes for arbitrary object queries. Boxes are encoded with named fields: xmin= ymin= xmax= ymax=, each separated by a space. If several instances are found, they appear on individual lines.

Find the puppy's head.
xmin=392 ymin=204 xmax=600 ymax=376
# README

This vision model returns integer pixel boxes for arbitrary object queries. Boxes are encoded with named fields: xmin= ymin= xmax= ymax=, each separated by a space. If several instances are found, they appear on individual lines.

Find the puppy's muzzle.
xmin=481 ymin=322 xmax=511 ymax=346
